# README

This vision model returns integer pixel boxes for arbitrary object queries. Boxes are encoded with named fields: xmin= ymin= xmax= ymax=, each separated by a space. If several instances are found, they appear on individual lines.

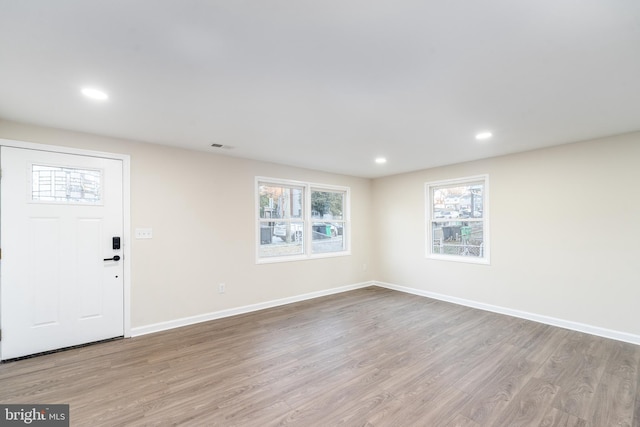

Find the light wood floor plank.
xmin=589 ymin=372 xmax=636 ymax=427
xmin=549 ymin=335 xmax=609 ymax=419
xmin=538 ymin=407 xmax=589 ymax=427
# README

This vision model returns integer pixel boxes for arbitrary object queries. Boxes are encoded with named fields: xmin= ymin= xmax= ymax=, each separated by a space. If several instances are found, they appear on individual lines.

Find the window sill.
xmin=257 ymin=250 xmax=351 ymax=264
xmin=426 ymin=254 xmax=491 ymax=265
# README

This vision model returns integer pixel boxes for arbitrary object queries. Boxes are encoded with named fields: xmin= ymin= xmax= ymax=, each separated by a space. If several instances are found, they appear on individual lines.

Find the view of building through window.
xmin=427 ymin=176 xmax=488 ymax=263
xmin=310 ymin=190 xmax=345 ymax=254
xmin=258 ymin=179 xmax=348 ymax=261
xmin=259 ymin=183 xmax=305 ymax=257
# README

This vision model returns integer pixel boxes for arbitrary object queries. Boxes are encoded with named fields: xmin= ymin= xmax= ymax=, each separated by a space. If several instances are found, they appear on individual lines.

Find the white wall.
xmin=372 ymin=132 xmax=640 ymax=339
xmin=0 ymin=120 xmax=374 ymax=329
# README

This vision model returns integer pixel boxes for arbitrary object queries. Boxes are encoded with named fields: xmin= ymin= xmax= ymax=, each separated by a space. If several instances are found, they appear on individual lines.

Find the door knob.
xmin=103 ymin=255 xmax=121 ymax=261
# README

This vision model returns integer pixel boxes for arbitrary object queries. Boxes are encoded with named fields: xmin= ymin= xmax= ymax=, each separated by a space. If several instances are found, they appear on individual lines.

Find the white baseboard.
xmin=131 ymin=281 xmax=374 ymax=337
xmin=374 ymin=281 xmax=640 ymax=346
xmin=131 ymin=279 xmax=640 ymax=346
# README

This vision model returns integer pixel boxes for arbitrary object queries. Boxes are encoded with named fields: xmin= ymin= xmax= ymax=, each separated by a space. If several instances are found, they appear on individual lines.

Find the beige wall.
xmin=0 ymin=120 xmax=374 ymax=328
xmin=372 ymin=132 xmax=640 ymax=337
xmin=2 ymin=119 xmax=639 ymax=340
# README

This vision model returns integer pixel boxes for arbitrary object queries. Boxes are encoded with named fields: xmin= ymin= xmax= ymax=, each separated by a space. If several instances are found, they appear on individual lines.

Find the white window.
xmin=425 ymin=175 xmax=489 ymax=264
xmin=257 ymin=177 xmax=350 ymax=263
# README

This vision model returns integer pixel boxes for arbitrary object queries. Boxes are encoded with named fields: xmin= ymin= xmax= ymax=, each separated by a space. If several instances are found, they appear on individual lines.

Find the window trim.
xmin=425 ymin=174 xmax=490 ymax=265
xmin=256 ymin=177 xmax=351 ymax=264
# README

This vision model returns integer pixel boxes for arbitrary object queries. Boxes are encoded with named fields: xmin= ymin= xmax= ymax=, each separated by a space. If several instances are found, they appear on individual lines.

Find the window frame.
xmin=425 ymin=174 xmax=490 ymax=265
xmin=256 ymin=177 xmax=351 ymax=264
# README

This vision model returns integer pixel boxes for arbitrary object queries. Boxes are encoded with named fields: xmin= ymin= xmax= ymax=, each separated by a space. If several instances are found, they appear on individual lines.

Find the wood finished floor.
xmin=1 ymin=287 xmax=639 ymax=426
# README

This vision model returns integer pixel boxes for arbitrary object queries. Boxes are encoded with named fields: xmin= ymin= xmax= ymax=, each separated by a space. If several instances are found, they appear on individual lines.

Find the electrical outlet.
xmin=218 ymin=283 xmax=226 ymax=294
xmin=362 ymin=263 xmax=368 ymax=271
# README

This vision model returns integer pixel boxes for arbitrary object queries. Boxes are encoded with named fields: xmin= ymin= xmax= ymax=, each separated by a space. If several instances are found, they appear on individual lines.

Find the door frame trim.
xmin=0 ymin=138 xmax=132 ymax=338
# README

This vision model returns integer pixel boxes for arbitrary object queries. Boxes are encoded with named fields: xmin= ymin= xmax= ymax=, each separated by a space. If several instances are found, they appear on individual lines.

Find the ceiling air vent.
xmin=210 ymin=143 xmax=234 ymax=150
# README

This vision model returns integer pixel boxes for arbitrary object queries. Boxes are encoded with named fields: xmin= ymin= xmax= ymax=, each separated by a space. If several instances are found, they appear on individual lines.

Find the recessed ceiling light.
xmin=375 ymin=157 xmax=387 ymax=164
xmin=475 ymin=131 xmax=493 ymax=140
xmin=81 ymin=87 xmax=109 ymax=100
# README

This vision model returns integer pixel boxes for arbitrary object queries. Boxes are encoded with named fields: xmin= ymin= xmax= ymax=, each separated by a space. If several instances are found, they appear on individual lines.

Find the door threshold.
xmin=1 ymin=336 xmax=125 ymax=363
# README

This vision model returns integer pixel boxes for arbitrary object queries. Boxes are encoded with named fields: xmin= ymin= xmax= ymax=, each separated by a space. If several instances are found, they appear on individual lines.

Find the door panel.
xmin=30 ymin=217 xmax=62 ymax=326
xmin=1 ymin=146 xmax=124 ymax=360
xmin=77 ymin=218 xmax=104 ymax=318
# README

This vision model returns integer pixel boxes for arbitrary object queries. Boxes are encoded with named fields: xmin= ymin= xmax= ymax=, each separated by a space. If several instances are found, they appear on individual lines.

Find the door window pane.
xmin=31 ymin=164 xmax=102 ymax=204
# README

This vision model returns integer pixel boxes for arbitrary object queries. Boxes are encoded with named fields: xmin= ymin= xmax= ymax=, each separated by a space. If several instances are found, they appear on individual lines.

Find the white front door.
xmin=1 ymin=146 xmax=124 ymax=360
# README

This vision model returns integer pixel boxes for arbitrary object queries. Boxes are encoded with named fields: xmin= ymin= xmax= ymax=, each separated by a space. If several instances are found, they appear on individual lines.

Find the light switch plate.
xmin=135 ymin=228 xmax=153 ymax=239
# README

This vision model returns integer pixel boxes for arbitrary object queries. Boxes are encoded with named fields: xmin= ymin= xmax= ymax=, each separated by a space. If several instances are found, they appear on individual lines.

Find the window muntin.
xmin=426 ymin=176 xmax=489 ymax=264
xmin=31 ymin=164 xmax=102 ymax=204
xmin=257 ymin=178 xmax=349 ymax=262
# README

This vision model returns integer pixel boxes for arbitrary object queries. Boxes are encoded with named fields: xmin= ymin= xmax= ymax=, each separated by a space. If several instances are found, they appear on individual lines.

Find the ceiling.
xmin=1 ymin=1 xmax=639 ymax=178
